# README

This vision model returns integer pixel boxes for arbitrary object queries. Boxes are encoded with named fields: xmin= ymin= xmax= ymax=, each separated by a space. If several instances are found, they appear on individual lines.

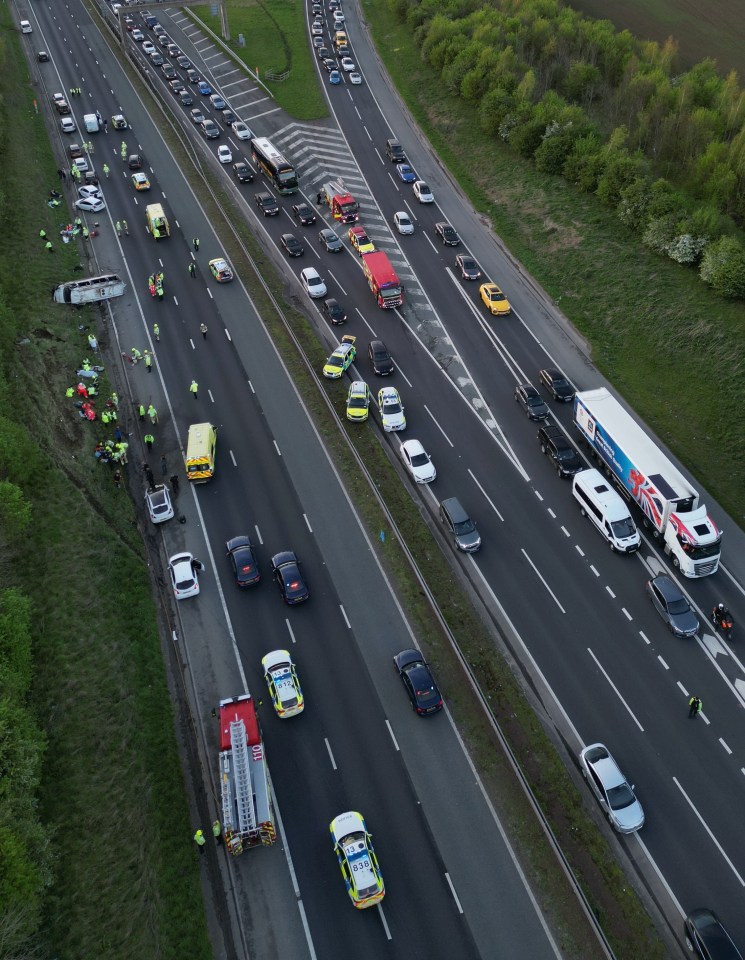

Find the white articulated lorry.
xmin=574 ymin=388 xmax=721 ymax=577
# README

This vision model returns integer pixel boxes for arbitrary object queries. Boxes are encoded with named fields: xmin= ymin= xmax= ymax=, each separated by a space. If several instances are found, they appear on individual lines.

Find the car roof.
xmin=402 ymin=438 xmax=425 ymax=454
xmin=262 ymin=648 xmax=292 ymax=672
xmin=651 ymin=575 xmax=681 ymax=600
xmin=349 ymin=380 xmax=368 ymax=394
xmin=584 ymin=744 xmax=624 ymax=789
xmin=302 ymin=267 xmax=320 ymax=279
xmin=379 ymin=386 xmax=399 ymax=400
xmin=272 ymin=550 xmax=297 ymax=567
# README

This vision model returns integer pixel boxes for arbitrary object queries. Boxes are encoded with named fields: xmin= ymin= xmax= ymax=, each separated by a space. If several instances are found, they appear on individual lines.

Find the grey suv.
xmin=515 ymin=383 xmax=549 ymax=420
xmin=439 ymin=497 xmax=481 ymax=552
xmin=386 ymin=138 xmax=405 ymax=162
xmin=537 ymin=424 xmax=582 ymax=477
xmin=201 ymin=119 xmax=220 ymax=139
xmin=646 ymin=575 xmax=699 ymax=637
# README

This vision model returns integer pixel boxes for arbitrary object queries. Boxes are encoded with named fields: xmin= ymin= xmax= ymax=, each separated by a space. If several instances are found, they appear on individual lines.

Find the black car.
xmin=221 ymin=109 xmax=238 ymax=126
xmin=646 ymin=575 xmax=700 ymax=637
xmin=226 ymin=536 xmax=260 ymax=587
xmin=177 ymin=55 xmax=191 ymax=69
xmin=127 ymin=153 xmax=144 ymax=170
xmin=539 ymin=367 xmax=575 ymax=402
xmin=322 ymin=298 xmax=346 ymax=325
xmin=317 ymin=46 xmax=330 ymax=60
xmin=514 ymin=383 xmax=549 ymax=420
xmin=393 ymin=650 xmax=443 ymax=716
xmin=455 ymin=254 xmax=481 ymax=280
xmin=169 ymin=79 xmax=185 ymax=95
xmin=186 ymin=68 xmax=200 ymax=83
xmin=292 ymin=202 xmax=316 ymax=225
xmin=685 ymin=909 xmax=743 ymax=960
xmin=271 ymin=551 xmax=309 ymax=604
xmin=233 ymin=161 xmax=254 ymax=183
xmin=167 ymin=43 xmax=180 ymax=58
xmin=161 ymin=63 xmax=177 ymax=80
xmin=255 ymin=191 xmax=279 ymax=215
xmin=434 ymin=221 xmax=460 ymax=246
xmin=322 ymin=57 xmax=336 ymax=72
xmin=178 ymin=89 xmax=193 ymax=106
xmin=280 ymin=233 xmax=304 ymax=257
xmin=368 ymin=339 xmax=394 ymax=375
xmin=537 ymin=424 xmax=582 ymax=477
xmin=37 ymin=50 xmax=50 ymax=62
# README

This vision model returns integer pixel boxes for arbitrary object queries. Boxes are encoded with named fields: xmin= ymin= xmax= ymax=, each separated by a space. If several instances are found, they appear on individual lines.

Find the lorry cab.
xmin=185 ymin=423 xmax=217 ymax=482
xmin=145 ymin=203 xmax=170 ymax=239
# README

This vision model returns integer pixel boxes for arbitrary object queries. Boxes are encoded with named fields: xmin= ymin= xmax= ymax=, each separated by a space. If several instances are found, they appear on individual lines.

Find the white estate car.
xmin=399 ymin=439 xmax=436 ymax=483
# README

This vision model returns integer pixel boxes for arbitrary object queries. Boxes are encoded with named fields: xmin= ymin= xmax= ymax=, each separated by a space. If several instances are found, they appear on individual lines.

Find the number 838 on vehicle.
xmin=330 ymin=811 xmax=385 ymax=908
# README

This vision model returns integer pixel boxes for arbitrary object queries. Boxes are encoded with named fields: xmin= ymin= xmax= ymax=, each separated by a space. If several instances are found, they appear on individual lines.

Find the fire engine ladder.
xmin=230 ymin=719 xmax=256 ymax=836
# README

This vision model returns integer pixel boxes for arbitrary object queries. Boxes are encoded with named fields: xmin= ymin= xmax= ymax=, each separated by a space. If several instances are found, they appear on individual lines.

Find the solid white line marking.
xmin=658 ymin=655 xmax=669 ymax=670
xmin=377 ymin=904 xmax=392 ymax=940
xmin=385 ymin=719 xmax=399 ymax=751
xmin=324 ymin=738 xmax=337 ymax=770
xmin=588 ymin=648 xmax=644 ymax=731
xmin=274 ymin=440 xmax=281 ymax=456
xmin=285 ymin=619 xmax=296 ymax=644
xmin=423 ymin=405 xmax=454 ymax=446
xmin=303 ymin=513 xmax=313 ymax=533
xmin=327 ymin=271 xmax=347 ymax=295
xmin=445 ymin=873 xmax=464 ymax=914
xmin=354 ymin=307 xmax=376 ymax=337
xmin=229 ymin=449 xmax=237 ymax=466
xmin=633 ymin=835 xmax=686 ymax=918
xmin=622 ymin=608 xmax=633 ymax=621
xmin=521 ymin=549 xmax=566 ymax=613
xmin=606 ymin=586 xmax=616 ymax=598
xmin=672 ymin=776 xmax=745 ymax=885
xmin=720 ymin=738 xmax=733 ymax=755
xmin=467 ymin=469 xmax=504 ymax=521
xmin=396 ymin=363 xmax=413 ymax=389
xmin=340 ymin=605 xmax=351 ymax=628
xmin=254 ymin=524 xmax=263 ymax=545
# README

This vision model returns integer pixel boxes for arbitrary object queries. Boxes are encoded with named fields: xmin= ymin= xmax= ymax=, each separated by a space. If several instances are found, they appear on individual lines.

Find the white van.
xmin=83 ymin=113 xmax=100 ymax=133
xmin=572 ymin=469 xmax=640 ymax=553
xmin=20 ymin=20 xmax=32 ymax=34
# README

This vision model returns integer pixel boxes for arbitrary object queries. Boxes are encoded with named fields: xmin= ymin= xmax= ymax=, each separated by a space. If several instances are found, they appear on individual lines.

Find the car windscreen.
xmin=667 ymin=597 xmax=690 ymax=615
xmin=606 ymin=782 xmax=636 ymax=810
xmin=410 ymin=452 xmax=428 ymax=466
xmin=454 ymin=518 xmax=476 ymax=535
xmin=610 ymin=517 xmax=636 ymax=539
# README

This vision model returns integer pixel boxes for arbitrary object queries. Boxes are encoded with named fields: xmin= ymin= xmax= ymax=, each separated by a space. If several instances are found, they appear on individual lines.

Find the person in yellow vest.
xmin=190 ymin=380 xmax=198 ymax=399
xmin=212 ymin=820 xmax=222 ymax=845
xmin=194 ymin=829 xmax=206 ymax=854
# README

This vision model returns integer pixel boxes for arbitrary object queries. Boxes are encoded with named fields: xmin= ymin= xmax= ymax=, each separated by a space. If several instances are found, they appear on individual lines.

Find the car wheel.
xmin=540 ymin=442 xmax=547 ymax=454
xmin=671 ymin=554 xmax=680 ymax=569
xmin=609 ymin=541 xmax=616 ymax=552
xmin=579 ymin=507 xmax=587 ymax=517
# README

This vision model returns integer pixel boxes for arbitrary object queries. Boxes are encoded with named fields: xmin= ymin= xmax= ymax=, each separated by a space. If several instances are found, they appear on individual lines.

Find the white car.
xmin=413 ymin=180 xmax=434 ymax=203
xmin=132 ymin=28 xmax=144 ymax=41
xmin=349 ymin=72 xmax=362 ymax=85
xmin=340 ymin=57 xmax=355 ymax=71
xmin=333 ymin=11 xmax=345 ymax=22
xmin=261 ymin=650 xmax=305 ymax=718
xmin=142 ymin=40 xmax=155 ymax=54
xmin=217 ymin=145 xmax=232 ymax=164
xmin=72 ymin=157 xmax=89 ymax=174
xmin=300 ymin=266 xmax=327 ymax=299
xmin=60 ymin=117 xmax=76 ymax=134
xmin=377 ymin=387 xmax=406 ymax=432
xmin=393 ymin=211 xmax=414 ymax=235
xmin=145 ymin=484 xmax=174 ymax=524
xmin=78 ymin=184 xmax=103 ymax=199
xmin=400 ymin=439 xmax=436 ymax=483
xmin=168 ymin=552 xmax=201 ymax=599
xmin=311 ymin=23 xmax=323 ymax=35
xmin=579 ymin=743 xmax=645 ymax=834
xmin=74 ymin=196 xmax=106 ymax=213
xmin=232 ymin=121 xmax=252 ymax=140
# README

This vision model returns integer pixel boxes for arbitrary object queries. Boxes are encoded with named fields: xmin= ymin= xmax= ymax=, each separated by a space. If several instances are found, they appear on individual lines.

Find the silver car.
xmin=646 ymin=575 xmax=699 ymax=638
xmin=579 ymin=743 xmax=644 ymax=834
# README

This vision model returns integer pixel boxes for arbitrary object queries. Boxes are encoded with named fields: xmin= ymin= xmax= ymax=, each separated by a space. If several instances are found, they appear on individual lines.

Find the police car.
xmin=323 ymin=335 xmax=356 ymax=379
xmin=329 ymin=811 xmax=385 ymax=909
xmin=377 ymin=386 xmax=406 ymax=432
xmin=348 ymin=225 xmax=375 ymax=255
xmin=111 ymin=114 xmax=128 ymax=130
xmin=346 ymin=380 xmax=370 ymax=422
xmin=261 ymin=649 xmax=304 ymax=718
xmin=208 ymin=257 xmax=233 ymax=282
xmin=131 ymin=172 xmax=151 ymax=191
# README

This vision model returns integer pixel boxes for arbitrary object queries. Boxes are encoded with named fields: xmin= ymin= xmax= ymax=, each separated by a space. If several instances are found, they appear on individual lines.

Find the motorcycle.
xmin=711 ymin=608 xmax=734 ymax=642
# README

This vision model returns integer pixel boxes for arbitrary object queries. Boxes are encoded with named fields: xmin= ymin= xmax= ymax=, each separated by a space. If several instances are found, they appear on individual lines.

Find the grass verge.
xmin=362 ymin=0 xmax=745 ymax=525
xmin=0 ymin=9 xmax=211 ymax=958
xmin=191 ymin=1 xmax=327 ymax=120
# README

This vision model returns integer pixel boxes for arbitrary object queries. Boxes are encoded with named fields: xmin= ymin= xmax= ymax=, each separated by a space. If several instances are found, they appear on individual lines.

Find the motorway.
xmin=27 ymin=1 xmax=571 ymax=959
xmin=28 ymin=0 xmax=745 ymax=956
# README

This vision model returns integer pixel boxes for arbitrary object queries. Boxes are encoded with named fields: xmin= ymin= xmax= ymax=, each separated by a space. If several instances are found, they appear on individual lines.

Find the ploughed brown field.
xmin=566 ymin=0 xmax=745 ymax=77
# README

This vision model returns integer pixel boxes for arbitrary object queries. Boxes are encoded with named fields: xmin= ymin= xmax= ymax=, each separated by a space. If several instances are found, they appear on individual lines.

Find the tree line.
xmin=389 ymin=0 xmax=745 ymax=297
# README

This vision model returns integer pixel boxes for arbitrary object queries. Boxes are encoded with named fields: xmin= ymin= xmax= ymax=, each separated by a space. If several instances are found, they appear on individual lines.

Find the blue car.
xmin=329 ymin=70 xmax=341 ymax=85
xmin=396 ymin=163 xmax=417 ymax=183
xmin=197 ymin=80 xmax=212 ymax=95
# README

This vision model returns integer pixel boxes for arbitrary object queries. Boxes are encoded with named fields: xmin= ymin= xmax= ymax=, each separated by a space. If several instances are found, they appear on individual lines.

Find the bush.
xmin=699 ymin=236 xmax=745 ymax=297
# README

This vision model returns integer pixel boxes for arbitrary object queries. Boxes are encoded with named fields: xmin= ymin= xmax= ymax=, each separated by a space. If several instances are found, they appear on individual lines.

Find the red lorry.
xmin=362 ymin=251 xmax=403 ymax=308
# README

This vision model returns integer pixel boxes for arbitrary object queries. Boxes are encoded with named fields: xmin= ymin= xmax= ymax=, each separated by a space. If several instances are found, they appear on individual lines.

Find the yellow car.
xmin=323 ymin=335 xmax=356 ymax=379
xmin=479 ymin=282 xmax=511 ymax=316
xmin=208 ymin=257 xmax=233 ymax=283
xmin=348 ymin=225 xmax=375 ymax=255
xmin=132 ymin=172 xmax=151 ymax=191
xmin=346 ymin=380 xmax=370 ymax=421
